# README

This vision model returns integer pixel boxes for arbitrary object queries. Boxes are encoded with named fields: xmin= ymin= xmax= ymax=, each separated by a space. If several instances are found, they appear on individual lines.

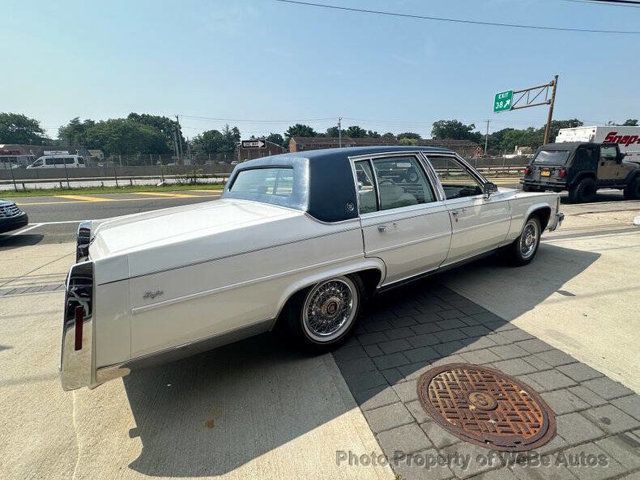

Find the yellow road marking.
xmin=135 ymin=192 xmax=198 ymax=198
xmin=56 ymin=194 xmax=111 ymax=202
xmin=189 ymin=189 xmax=224 ymax=193
xmin=17 ymin=194 xmax=218 ymax=206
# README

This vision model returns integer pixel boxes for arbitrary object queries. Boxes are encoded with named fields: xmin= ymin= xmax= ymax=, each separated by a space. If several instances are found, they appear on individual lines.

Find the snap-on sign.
xmin=604 ymin=131 xmax=640 ymax=147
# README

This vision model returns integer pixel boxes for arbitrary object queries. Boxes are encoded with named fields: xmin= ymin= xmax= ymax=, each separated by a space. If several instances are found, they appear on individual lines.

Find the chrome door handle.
xmin=378 ymin=222 xmax=397 ymax=232
xmin=450 ymin=209 xmax=464 ymax=222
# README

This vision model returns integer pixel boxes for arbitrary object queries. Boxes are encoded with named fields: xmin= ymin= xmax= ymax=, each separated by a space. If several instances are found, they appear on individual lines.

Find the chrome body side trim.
xmin=131 ymin=252 xmax=364 ymax=314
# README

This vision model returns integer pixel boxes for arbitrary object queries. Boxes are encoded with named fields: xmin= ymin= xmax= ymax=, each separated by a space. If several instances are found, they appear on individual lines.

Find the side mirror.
xmin=483 ymin=182 xmax=498 ymax=197
xmin=618 ymin=152 xmax=626 ymax=162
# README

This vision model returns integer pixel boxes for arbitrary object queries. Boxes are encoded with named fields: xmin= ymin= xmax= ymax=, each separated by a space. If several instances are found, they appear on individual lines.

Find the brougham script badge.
xmin=143 ymin=290 xmax=164 ymax=300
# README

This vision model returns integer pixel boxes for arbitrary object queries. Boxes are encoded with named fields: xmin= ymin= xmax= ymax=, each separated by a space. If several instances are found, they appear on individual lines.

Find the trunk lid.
xmin=90 ymin=198 xmax=300 ymax=260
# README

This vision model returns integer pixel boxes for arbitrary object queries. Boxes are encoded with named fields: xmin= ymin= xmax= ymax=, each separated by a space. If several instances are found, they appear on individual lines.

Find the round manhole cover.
xmin=417 ymin=363 xmax=556 ymax=451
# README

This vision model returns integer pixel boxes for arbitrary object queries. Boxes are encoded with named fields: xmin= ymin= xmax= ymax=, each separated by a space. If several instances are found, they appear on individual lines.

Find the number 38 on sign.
xmin=493 ymin=90 xmax=513 ymax=113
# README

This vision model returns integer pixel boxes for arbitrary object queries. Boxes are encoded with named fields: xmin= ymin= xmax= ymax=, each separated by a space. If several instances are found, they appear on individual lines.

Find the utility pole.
xmin=172 ymin=129 xmax=179 ymax=162
xmin=543 ymin=75 xmax=559 ymax=145
xmin=338 ymin=117 xmax=342 ymax=148
xmin=484 ymin=120 xmax=490 ymax=156
xmin=175 ymin=115 xmax=184 ymax=161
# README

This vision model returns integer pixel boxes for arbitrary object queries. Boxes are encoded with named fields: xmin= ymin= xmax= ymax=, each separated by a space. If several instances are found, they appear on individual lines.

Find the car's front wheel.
xmin=284 ymin=275 xmax=364 ymax=350
xmin=507 ymin=216 xmax=541 ymax=266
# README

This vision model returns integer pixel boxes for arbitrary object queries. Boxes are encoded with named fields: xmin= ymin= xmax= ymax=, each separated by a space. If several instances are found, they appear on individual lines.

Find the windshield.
xmin=533 ymin=149 xmax=571 ymax=165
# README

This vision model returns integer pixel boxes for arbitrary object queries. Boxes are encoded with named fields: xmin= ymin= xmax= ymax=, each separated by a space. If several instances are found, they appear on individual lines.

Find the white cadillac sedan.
xmin=61 ymin=146 xmax=563 ymax=390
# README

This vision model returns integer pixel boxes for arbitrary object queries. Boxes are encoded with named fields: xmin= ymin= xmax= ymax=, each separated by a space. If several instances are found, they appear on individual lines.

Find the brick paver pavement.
xmin=333 ymin=280 xmax=640 ymax=480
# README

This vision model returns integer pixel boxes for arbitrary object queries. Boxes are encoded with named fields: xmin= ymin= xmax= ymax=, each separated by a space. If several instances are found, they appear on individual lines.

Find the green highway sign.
xmin=493 ymin=90 xmax=513 ymax=112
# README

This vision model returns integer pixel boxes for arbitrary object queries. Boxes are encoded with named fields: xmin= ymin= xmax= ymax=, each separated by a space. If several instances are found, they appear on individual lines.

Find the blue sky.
xmin=3 ymin=0 xmax=639 ymax=139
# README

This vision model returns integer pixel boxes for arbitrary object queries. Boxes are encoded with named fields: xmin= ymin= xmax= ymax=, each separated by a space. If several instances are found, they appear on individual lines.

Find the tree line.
xmin=1 ymin=112 xmax=638 ymax=159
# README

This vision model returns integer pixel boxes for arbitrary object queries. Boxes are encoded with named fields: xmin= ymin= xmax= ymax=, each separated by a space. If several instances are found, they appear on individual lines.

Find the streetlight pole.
xmin=338 ymin=117 xmax=342 ymax=148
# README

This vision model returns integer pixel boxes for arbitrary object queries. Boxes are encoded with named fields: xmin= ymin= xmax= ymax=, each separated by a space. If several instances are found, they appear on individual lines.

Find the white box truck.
xmin=556 ymin=126 xmax=640 ymax=163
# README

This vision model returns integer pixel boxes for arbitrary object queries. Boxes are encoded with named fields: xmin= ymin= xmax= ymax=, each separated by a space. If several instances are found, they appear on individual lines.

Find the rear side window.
xmin=355 ymin=155 xmax=436 ymax=213
xmin=575 ymin=146 xmax=595 ymax=169
xmin=372 ymin=156 xmax=435 ymax=210
xmin=229 ymin=167 xmax=294 ymax=198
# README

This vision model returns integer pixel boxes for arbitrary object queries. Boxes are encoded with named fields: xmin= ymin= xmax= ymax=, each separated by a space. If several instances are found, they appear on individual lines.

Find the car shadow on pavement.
xmin=123 ymin=332 xmax=355 ymax=477
xmin=123 ymin=244 xmax=601 ymax=477
xmin=0 ymin=233 xmax=43 ymax=249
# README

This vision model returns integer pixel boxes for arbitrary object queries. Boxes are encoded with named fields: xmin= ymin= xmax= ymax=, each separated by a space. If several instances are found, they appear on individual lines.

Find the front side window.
xmin=229 ymin=167 xmax=294 ymax=198
xmin=428 ymin=155 xmax=483 ymax=200
xmin=601 ymin=145 xmax=618 ymax=160
xmin=370 ymin=156 xmax=435 ymax=211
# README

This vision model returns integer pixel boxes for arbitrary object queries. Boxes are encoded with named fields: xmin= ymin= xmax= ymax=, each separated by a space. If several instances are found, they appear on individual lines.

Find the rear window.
xmin=533 ymin=150 xmax=570 ymax=165
xmin=229 ymin=167 xmax=294 ymax=198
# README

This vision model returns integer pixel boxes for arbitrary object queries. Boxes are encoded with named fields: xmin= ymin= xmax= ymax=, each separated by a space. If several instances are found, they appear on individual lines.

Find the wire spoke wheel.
xmin=302 ymin=277 xmax=359 ymax=343
xmin=519 ymin=219 xmax=540 ymax=260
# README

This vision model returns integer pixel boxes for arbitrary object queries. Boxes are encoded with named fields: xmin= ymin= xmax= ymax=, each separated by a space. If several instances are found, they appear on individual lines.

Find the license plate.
xmin=540 ymin=170 xmax=551 ymax=177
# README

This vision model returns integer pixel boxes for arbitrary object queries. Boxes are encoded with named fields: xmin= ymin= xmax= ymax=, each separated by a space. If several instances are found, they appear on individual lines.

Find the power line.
xmin=563 ymin=0 xmax=640 ymax=7
xmin=180 ymin=114 xmax=336 ymax=124
xmin=590 ymin=0 xmax=640 ymax=5
xmin=275 ymin=0 xmax=640 ymax=34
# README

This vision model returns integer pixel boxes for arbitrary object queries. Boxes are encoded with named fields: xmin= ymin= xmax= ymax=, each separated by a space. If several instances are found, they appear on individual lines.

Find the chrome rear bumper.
xmin=60 ymin=261 xmax=95 ymax=391
xmin=549 ymin=212 xmax=565 ymax=232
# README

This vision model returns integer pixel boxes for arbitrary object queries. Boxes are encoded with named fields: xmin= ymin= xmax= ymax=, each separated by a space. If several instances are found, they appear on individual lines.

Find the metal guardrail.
xmin=0 ymin=164 xmax=234 ymax=191
xmin=0 ymin=161 xmax=526 ymax=191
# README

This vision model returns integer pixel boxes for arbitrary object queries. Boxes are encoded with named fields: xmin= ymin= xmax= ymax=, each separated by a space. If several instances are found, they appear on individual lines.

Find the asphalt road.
xmin=0 ymin=190 xmax=221 ymax=245
xmin=0 ymin=186 xmax=631 ymax=248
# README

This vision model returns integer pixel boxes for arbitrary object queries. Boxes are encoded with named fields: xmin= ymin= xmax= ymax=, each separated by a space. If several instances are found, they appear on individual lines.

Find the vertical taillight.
xmin=558 ymin=168 xmax=567 ymax=178
xmin=64 ymin=262 xmax=93 ymax=353
xmin=74 ymin=306 xmax=84 ymax=350
xmin=524 ymin=166 xmax=532 ymax=176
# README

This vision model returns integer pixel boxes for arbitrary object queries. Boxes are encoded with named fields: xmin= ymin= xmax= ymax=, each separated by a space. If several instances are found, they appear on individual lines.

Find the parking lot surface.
xmin=1 ymin=195 xmax=639 ymax=479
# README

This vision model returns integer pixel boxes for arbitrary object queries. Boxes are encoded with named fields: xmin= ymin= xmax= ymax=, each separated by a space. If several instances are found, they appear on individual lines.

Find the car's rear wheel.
xmin=569 ymin=177 xmax=596 ymax=203
xmin=507 ymin=216 xmax=541 ymax=266
xmin=283 ymin=275 xmax=364 ymax=350
xmin=623 ymin=177 xmax=640 ymax=200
